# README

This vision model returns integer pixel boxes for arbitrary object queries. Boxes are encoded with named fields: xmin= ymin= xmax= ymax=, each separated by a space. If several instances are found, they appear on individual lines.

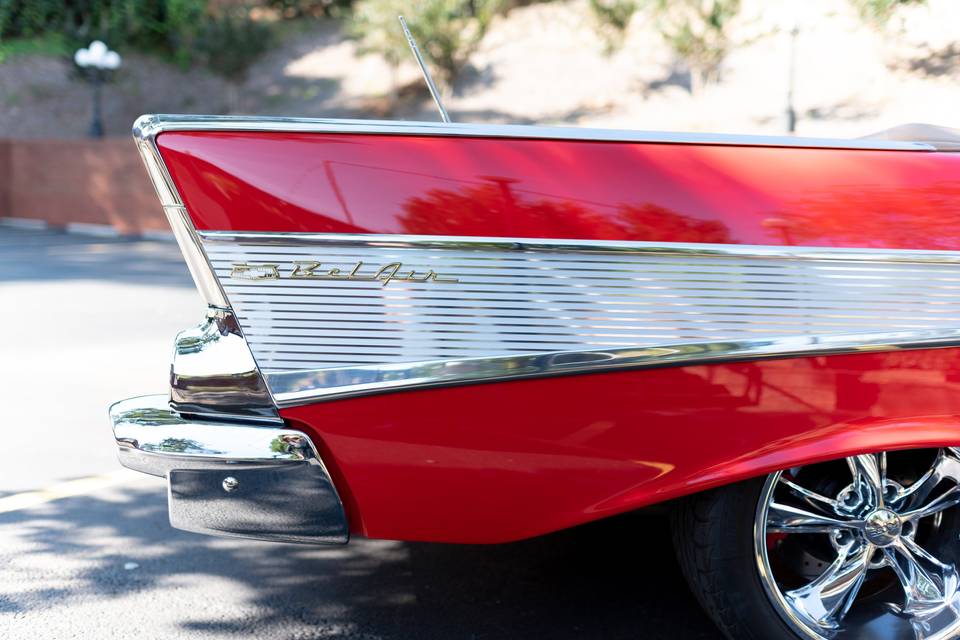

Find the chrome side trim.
xmin=199 ymin=231 xmax=960 ymax=264
xmin=267 ymin=330 xmax=960 ymax=405
xmin=112 ymin=395 xmax=306 ymax=473
xmin=133 ymin=115 xmax=229 ymax=308
xmin=134 ymin=113 xmax=934 ymax=151
xmin=198 ymin=232 xmax=960 ymax=406
xmin=110 ymin=394 xmax=348 ymax=545
xmin=171 ymin=308 xmax=281 ymax=423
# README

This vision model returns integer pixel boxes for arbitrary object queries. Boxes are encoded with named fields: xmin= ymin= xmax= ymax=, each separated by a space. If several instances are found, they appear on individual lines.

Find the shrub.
xmin=265 ymin=0 xmax=352 ymax=19
xmin=351 ymin=0 xmax=504 ymax=89
xmin=184 ymin=8 xmax=273 ymax=81
xmin=0 ymin=0 xmax=68 ymax=39
xmin=588 ymin=0 xmax=637 ymax=54
xmin=648 ymin=0 xmax=741 ymax=93
xmin=589 ymin=0 xmax=742 ymax=93
xmin=0 ymin=0 xmax=272 ymax=80
xmin=0 ymin=0 xmax=202 ymax=54
xmin=0 ymin=32 xmax=71 ymax=63
xmin=848 ymin=0 xmax=926 ymax=27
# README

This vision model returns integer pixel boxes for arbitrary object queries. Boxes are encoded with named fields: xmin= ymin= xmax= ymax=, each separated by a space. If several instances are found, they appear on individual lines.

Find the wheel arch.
xmin=651 ymin=414 xmax=960 ymax=508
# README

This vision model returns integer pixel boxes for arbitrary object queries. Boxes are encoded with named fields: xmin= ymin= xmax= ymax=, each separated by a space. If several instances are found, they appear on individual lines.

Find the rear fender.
xmin=598 ymin=414 xmax=960 ymax=516
xmin=123 ymin=114 xmax=960 ymax=544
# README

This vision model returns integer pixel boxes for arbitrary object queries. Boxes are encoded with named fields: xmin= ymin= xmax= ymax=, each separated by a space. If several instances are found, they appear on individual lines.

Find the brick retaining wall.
xmin=0 ymin=138 xmax=168 ymax=235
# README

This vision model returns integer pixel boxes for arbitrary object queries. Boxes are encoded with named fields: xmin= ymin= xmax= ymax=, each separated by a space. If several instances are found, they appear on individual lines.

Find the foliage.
xmin=588 ymin=0 xmax=637 ymax=54
xmin=0 ymin=0 xmax=64 ymax=39
xmin=0 ymin=1 xmax=272 ymax=79
xmin=0 ymin=0 xmax=197 ymax=53
xmin=586 ymin=0 xmax=741 ymax=92
xmin=186 ymin=9 xmax=273 ymax=81
xmin=848 ymin=0 xmax=926 ymax=26
xmin=350 ymin=0 xmax=504 ymax=89
xmin=0 ymin=32 xmax=70 ymax=63
xmin=265 ymin=0 xmax=352 ymax=19
xmin=648 ymin=0 xmax=741 ymax=93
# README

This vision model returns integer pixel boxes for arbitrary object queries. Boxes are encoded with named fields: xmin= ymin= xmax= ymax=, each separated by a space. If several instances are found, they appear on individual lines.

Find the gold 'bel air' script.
xmin=230 ymin=261 xmax=460 ymax=286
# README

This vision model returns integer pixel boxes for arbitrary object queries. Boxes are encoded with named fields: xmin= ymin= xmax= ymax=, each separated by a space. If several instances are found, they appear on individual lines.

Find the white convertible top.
xmin=864 ymin=123 xmax=960 ymax=151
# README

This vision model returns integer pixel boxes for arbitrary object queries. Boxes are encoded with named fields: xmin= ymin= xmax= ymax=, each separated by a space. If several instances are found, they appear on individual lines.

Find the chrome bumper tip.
xmin=109 ymin=395 xmax=349 ymax=545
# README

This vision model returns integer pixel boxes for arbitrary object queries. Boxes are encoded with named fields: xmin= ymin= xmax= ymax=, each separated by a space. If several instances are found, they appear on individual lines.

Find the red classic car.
xmin=111 ymin=114 xmax=960 ymax=640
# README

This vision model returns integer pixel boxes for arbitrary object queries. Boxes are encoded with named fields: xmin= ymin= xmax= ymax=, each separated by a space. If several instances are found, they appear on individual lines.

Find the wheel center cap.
xmin=863 ymin=508 xmax=903 ymax=546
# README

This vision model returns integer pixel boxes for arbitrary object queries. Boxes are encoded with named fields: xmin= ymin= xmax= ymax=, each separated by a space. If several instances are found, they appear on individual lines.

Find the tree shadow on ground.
xmin=637 ymin=66 xmax=692 ymax=97
xmin=804 ymin=97 xmax=880 ymax=122
xmin=0 ymin=485 xmax=722 ymax=639
xmin=0 ymin=227 xmax=193 ymax=287
xmin=890 ymin=42 xmax=960 ymax=78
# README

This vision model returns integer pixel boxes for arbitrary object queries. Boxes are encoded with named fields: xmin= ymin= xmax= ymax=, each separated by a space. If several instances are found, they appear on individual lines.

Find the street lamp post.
xmin=785 ymin=26 xmax=799 ymax=134
xmin=74 ymin=41 xmax=121 ymax=138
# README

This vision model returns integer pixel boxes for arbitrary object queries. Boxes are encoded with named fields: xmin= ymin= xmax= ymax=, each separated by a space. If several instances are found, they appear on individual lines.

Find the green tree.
xmin=849 ymin=0 xmax=927 ymax=27
xmin=265 ymin=0 xmax=353 ymax=19
xmin=191 ymin=9 xmax=272 ymax=110
xmin=648 ymin=0 xmax=742 ymax=94
xmin=0 ymin=0 xmax=272 ymax=83
xmin=588 ymin=0 xmax=742 ymax=94
xmin=351 ymin=0 xmax=504 ymax=95
xmin=0 ymin=0 xmax=204 ymax=57
xmin=588 ymin=0 xmax=638 ymax=54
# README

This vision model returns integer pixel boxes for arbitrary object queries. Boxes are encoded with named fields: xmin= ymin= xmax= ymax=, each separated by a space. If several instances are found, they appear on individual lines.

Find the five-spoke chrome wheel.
xmin=755 ymin=449 xmax=960 ymax=639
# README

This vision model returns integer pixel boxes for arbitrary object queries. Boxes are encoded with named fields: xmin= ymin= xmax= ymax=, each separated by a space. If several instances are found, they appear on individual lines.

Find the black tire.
xmin=670 ymin=477 xmax=802 ymax=640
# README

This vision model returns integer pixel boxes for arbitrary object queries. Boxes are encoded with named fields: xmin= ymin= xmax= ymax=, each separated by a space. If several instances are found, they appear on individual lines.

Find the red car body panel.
xmin=157 ymin=131 xmax=960 ymax=249
xmin=282 ymin=350 xmax=960 ymax=543
xmin=156 ymin=131 xmax=960 ymax=543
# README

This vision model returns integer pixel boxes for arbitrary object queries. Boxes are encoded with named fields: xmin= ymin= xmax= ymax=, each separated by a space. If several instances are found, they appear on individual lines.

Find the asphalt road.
xmin=0 ymin=227 xmax=722 ymax=640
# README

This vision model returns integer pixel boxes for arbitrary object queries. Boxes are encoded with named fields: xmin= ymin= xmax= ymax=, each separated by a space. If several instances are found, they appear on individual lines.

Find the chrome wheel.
xmin=756 ymin=449 xmax=960 ymax=639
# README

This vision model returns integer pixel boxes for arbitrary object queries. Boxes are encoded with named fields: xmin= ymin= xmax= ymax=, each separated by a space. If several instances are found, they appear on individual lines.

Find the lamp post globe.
xmin=74 ymin=41 xmax=122 ymax=138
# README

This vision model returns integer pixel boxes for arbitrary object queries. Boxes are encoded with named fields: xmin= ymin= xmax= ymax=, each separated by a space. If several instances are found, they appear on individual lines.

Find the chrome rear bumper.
xmin=110 ymin=395 xmax=348 ymax=545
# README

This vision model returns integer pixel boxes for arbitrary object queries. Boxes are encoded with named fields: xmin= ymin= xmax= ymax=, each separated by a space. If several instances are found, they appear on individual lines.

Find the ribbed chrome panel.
xmin=200 ymin=232 xmax=960 ymax=405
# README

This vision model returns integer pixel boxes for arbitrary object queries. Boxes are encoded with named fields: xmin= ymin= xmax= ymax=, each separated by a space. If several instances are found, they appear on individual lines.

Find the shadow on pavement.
xmin=0 ymin=485 xmax=722 ymax=639
xmin=0 ymin=227 xmax=193 ymax=287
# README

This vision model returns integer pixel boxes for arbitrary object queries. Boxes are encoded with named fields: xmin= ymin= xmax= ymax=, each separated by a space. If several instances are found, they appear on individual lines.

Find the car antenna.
xmin=398 ymin=15 xmax=452 ymax=123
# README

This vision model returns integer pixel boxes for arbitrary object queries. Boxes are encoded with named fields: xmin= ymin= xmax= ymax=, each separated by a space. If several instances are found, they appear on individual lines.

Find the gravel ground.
xmin=0 ymin=227 xmax=722 ymax=640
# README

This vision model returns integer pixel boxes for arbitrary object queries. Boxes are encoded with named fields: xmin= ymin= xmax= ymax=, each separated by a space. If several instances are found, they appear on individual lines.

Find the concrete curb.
xmin=0 ymin=216 xmax=48 ymax=230
xmin=0 ymin=217 xmax=175 ymax=242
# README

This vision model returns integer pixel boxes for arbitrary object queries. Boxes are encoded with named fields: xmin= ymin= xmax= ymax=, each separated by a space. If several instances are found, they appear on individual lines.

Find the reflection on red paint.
xmin=158 ymin=131 xmax=960 ymax=250
xmin=283 ymin=349 xmax=960 ymax=543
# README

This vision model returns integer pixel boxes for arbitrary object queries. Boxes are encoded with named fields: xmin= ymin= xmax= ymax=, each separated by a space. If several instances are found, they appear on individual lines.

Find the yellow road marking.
xmin=0 ymin=470 xmax=151 ymax=514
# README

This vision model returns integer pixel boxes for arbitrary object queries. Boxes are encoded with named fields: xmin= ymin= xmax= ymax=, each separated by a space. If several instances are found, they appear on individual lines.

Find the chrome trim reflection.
xmin=112 ymin=395 xmax=305 ymax=472
xmin=133 ymin=114 xmax=229 ymax=308
xmin=755 ymin=451 xmax=960 ymax=639
xmin=134 ymin=113 xmax=934 ymax=151
xmin=110 ymin=394 xmax=348 ymax=545
xmin=171 ymin=308 xmax=280 ymax=423
xmin=134 ymin=116 xmax=279 ymax=420
xmin=266 ymin=330 xmax=960 ymax=406
xmin=199 ymin=232 xmax=960 ymax=406
xmin=200 ymin=231 xmax=960 ymax=264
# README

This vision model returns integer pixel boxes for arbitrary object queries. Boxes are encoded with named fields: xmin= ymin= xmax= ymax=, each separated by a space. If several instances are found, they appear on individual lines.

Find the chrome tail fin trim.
xmin=132 ymin=116 xmax=279 ymax=421
xmin=133 ymin=114 xmax=229 ymax=309
xmin=171 ymin=309 xmax=281 ymax=423
xmin=131 ymin=113 xmax=935 ymax=151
